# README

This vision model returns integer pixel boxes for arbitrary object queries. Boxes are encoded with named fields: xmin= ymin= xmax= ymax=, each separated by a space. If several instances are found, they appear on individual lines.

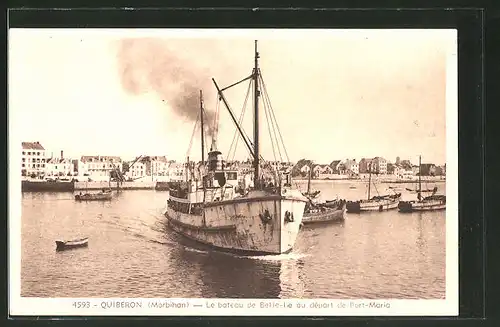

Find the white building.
xmin=79 ymin=155 xmax=122 ymax=181
xmin=21 ymin=141 xmax=46 ymax=178
xmin=168 ymin=162 xmax=186 ymax=182
xmin=343 ymin=159 xmax=359 ymax=175
xmin=45 ymin=157 xmax=73 ymax=178
xmin=126 ymin=160 xmax=146 ymax=179
xmin=148 ymin=156 xmax=170 ymax=177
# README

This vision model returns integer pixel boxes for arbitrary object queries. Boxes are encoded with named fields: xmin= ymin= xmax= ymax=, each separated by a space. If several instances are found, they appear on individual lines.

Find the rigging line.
xmin=262 ymin=88 xmax=279 ymax=165
xmin=259 ymin=69 xmax=291 ymax=163
xmin=227 ymin=80 xmax=252 ymax=162
xmin=186 ymin=113 xmax=200 ymax=159
xmin=260 ymin=75 xmax=283 ymax=163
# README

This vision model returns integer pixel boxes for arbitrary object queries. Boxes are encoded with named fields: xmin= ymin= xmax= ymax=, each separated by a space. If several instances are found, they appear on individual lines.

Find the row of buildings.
xmin=294 ymin=156 xmax=446 ymax=179
xmin=21 ymin=141 xmax=294 ymax=182
xmin=21 ymin=142 xmax=178 ymax=181
xmin=21 ymin=142 xmax=444 ymax=182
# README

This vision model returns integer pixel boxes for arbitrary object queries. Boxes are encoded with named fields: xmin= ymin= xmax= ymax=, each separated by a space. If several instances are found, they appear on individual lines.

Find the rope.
xmin=186 ymin=113 xmax=200 ymax=160
xmin=227 ymin=80 xmax=252 ymax=162
xmin=260 ymin=74 xmax=283 ymax=163
xmin=259 ymin=70 xmax=291 ymax=163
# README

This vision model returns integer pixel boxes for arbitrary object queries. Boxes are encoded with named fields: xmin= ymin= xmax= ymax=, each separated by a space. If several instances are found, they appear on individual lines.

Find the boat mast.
xmin=253 ymin=40 xmax=260 ymax=189
xmin=418 ymin=155 xmax=422 ymax=198
xmin=367 ymin=161 xmax=372 ymax=200
xmin=200 ymin=90 xmax=205 ymax=167
xmin=307 ymin=162 xmax=312 ymax=194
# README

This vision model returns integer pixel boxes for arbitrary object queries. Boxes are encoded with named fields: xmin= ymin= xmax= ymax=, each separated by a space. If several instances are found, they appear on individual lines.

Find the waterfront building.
xmin=167 ymin=162 xmax=186 ymax=182
xmin=343 ymin=159 xmax=359 ymax=175
xmin=44 ymin=151 xmax=73 ymax=178
xmin=312 ymin=164 xmax=333 ymax=178
xmin=126 ymin=159 xmax=146 ymax=179
xmin=371 ymin=157 xmax=388 ymax=174
xmin=79 ymin=155 xmax=122 ymax=181
xmin=358 ymin=158 xmax=372 ymax=174
xmin=147 ymin=156 xmax=170 ymax=177
xmin=329 ymin=160 xmax=342 ymax=174
xmin=21 ymin=141 xmax=46 ymax=178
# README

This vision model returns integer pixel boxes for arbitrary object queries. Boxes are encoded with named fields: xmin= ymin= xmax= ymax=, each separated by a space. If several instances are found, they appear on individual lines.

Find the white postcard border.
xmin=8 ymin=28 xmax=459 ymax=317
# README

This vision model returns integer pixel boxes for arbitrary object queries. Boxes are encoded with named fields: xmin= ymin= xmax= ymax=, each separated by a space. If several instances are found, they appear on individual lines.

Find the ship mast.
xmin=418 ymin=155 xmax=422 ymax=199
xmin=367 ymin=161 xmax=372 ymax=200
xmin=307 ymin=162 xmax=312 ymax=194
xmin=200 ymin=90 xmax=205 ymax=167
xmin=253 ymin=40 xmax=261 ymax=189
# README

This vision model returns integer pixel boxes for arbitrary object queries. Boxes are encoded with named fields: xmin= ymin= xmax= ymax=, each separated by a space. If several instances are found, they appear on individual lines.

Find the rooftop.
xmin=22 ymin=141 xmax=45 ymax=150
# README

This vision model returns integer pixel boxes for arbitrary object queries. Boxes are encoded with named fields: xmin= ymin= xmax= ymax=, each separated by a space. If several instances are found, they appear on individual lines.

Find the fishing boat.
xmin=55 ymin=237 xmax=89 ymax=251
xmin=346 ymin=162 xmax=401 ymax=213
xmin=302 ymin=199 xmax=346 ymax=225
xmin=398 ymin=156 xmax=446 ymax=212
xmin=301 ymin=162 xmax=321 ymax=199
xmin=75 ymin=189 xmax=112 ymax=201
xmin=165 ymin=41 xmax=307 ymax=255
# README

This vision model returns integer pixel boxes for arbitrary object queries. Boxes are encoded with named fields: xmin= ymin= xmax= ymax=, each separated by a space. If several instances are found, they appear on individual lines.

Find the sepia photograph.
xmin=9 ymin=28 xmax=458 ymax=316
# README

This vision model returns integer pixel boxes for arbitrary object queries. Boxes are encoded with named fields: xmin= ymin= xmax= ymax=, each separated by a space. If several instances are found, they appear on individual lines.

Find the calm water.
xmin=20 ymin=180 xmax=446 ymax=299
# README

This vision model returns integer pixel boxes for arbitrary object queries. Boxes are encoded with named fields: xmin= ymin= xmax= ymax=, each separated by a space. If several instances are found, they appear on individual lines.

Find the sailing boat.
xmin=302 ymin=162 xmax=321 ymax=199
xmin=398 ymin=156 xmax=446 ymax=212
xmin=164 ymin=41 xmax=308 ymax=255
xmin=345 ymin=161 xmax=401 ymax=213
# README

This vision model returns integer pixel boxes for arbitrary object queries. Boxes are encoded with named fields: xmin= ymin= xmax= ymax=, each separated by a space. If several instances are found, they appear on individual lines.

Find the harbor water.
xmin=20 ymin=180 xmax=446 ymax=299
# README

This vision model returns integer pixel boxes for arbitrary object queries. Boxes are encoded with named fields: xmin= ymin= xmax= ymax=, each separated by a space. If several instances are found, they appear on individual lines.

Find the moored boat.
xmin=75 ymin=189 xmax=112 ymax=201
xmin=398 ymin=156 xmax=446 ymax=212
xmin=55 ymin=237 xmax=89 ymax=251
xmin=346 ymin=161 xmax=401 ymax=213
xmin=165 ymin=41 xmax=307 ymax=255
xmin=302 ymin=199 xmax=346 ymax=225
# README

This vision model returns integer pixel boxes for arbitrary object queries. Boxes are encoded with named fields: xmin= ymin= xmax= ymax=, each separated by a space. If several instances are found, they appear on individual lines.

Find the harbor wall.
xmin=21 ymin=180 xmax=74 ymax=192
xmin=74 ymin=181 xmax=156 ymax=190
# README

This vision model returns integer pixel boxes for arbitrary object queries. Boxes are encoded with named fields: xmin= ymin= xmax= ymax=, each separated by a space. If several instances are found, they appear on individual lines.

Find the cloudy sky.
xmin=9 ymin=29 xmax=456 ymax=165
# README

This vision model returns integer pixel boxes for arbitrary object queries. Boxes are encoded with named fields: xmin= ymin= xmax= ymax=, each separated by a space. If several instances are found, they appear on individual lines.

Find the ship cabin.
xmin=167 ymin=148 xmax=241 ymax=215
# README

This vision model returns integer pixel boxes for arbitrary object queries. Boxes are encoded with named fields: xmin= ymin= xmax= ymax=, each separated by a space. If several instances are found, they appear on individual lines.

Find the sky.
xmin=9 ymin=29 xmax=456 ymax=165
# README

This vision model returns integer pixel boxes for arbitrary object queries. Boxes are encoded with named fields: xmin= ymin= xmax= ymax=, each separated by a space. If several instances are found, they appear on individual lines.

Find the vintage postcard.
xmin=8 ymin=28 xmax=458 ymax=316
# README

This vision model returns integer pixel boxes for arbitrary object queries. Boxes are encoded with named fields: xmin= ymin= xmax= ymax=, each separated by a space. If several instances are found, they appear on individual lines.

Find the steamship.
xmin=165 ymin=41 xmax=308 ymax=255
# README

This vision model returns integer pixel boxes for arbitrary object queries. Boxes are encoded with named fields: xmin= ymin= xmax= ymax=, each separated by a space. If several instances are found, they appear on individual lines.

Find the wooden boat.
xmin=165 ymin=41 xmax=307 ymax=256
xmin=302 ymin=199 xmax=346 ymax=225
xmin=55 ymin=237 xmax=88 ymax=251
xmin=346 ymin=162 xmax=401 ymax=213
xmin=75 ymin=189 xmax=112 ymax=201
xmin=398 ymin=156 xmax=446 ymax=212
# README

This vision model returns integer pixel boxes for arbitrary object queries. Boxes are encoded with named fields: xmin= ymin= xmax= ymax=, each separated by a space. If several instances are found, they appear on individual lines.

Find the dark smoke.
xmin=116 ymin=38 xmax=217 ymax=136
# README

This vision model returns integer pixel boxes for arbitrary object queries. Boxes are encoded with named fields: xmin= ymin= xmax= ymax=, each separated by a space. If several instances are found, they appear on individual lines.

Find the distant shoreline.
xmin=294 ymin=178 xmax=446 ymax=184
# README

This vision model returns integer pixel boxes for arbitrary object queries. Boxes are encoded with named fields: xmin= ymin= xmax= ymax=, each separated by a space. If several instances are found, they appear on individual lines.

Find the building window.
xmin=22 ymin=151 xmax=25 ymax=155
xmin=37 ymin=164 xmax=40 ymax=167
xmin=32 ymin=164 xmax=35 ymax=168
xmin=28 ymin=152 xmax=31 ymax=155
xmin=22 ymin=158 xmax=25 ymax=162
xmin=37 ymin=152 xmax=40 ymax=156
xmin=22 ymin=164 xmax=25 ymax=167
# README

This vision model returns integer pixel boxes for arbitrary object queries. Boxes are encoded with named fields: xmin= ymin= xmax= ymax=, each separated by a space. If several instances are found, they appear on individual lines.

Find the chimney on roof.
xmin=61 ymin=150 xmax=63 ymax=159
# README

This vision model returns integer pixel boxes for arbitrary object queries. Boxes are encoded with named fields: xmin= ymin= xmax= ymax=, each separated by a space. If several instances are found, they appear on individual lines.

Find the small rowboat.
xmin=75 ymin=189 xmax=112 ymax=201
xmin=55 ymin=237 xmax=89 ymax=251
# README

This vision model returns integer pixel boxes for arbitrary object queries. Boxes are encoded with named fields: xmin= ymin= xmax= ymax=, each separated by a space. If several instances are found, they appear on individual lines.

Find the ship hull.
xmin=302 ymin=205 xmax=346 ymax=225
xmin=346 ymin=198 xmax=399 ymax=213
xmin=398 ymin=199 xmax=446 ymax=212
xmin=165 ymin=191 xmax=306 ymax=255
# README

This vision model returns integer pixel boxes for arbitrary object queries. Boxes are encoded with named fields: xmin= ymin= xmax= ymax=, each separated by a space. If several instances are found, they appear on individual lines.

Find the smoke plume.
xmin=116 ymin=38 xmax=217 ymax=137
